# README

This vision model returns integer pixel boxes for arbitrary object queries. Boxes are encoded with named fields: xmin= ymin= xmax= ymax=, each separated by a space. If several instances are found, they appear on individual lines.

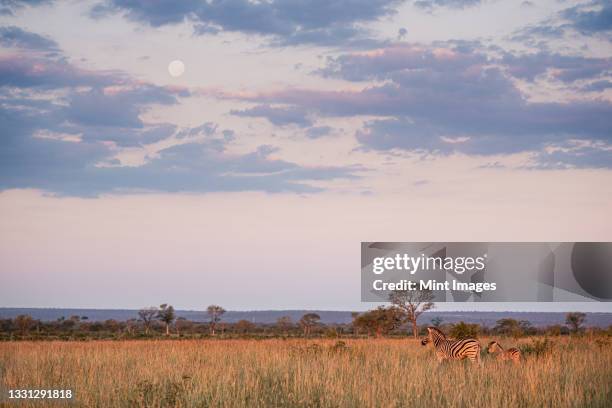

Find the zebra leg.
xmin=472 ymin=345 xmax=483 ymax=366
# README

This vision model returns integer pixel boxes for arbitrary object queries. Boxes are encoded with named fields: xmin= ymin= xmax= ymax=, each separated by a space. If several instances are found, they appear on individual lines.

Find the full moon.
xmin=168 ymin=60 xmax=185 ymax=77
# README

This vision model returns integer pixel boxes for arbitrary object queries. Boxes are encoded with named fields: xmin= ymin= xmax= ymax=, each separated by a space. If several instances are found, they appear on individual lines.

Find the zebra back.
xmin=426 ymin=327 xmax=481 ymax=364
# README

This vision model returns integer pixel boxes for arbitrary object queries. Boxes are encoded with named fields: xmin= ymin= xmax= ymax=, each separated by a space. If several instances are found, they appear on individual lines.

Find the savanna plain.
xmin=1 ymin=336 xmax=611 ymax=407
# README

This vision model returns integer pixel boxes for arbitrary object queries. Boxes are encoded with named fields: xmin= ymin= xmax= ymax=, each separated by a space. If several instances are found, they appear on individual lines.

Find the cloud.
xmin=0 ymin=86 xmax=360 ymax=195
xmin=0 ymin=110 xmax=360 ymax=196
xmin=0 ymin=0 xmax=52 ymax=16
xmin=511 ymin=0 xmax=611 ymax=45
xmin=501 ymin=52 xmax=612 ymax=83
xmin=531 ymin=140 xmax=612 ymax=170
xmin=90 ymin=0 xmax=405 ymax=46
xmin=65 ymin=85 xmax=181 ymax=129
xmin=583 ymin=79 xmax=612 ymax=92
xmin=306 ymin=126 xmax=333 ymax=139
xmin=0 ymin=26 xmax=58 ymax=51
xmin=231 ymin=104 xmax=313 ymax=127
xmin=562 ymin=0 xmax=612 ymax=34
xmin=0 ymin=33 xmax=360 ymax=196
xmin=230 ymin=42 xmax=612 ymax=167
xmin=413 ymin=0 xmax=482 ymax=11
xmin=0 ymin=55 xmax=123 ymax=89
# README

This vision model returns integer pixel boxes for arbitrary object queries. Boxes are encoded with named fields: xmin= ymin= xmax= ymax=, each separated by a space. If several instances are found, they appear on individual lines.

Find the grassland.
xmin=1 ymin=337 xmax=610 ymax=407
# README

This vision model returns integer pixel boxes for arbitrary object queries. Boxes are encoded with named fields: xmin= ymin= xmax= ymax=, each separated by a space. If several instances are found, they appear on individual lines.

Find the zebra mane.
xmin=428 ymin=327 xmax=446 ymax=339
xmin=488 ymin=341 xmax=502 ymax=350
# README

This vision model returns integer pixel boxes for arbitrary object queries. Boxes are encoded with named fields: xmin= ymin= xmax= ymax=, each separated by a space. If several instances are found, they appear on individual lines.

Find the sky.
xmin=0 ymin=0 xmax=611 ymax=312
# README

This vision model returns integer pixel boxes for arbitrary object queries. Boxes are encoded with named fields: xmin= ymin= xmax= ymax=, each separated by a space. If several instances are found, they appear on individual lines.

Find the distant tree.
xmin=351 ymin=312 xmax=361 ymax=335
xmin=389 ymin=289 xmax=435 ymax=338
xmin=276 ymin=316 xmax=293 ymax=335
xmin=299 ymin=313 xmax=321 ymax=337
xmin=518 ymin=320 xmax=536 ymax=336
xmin=235 ymin=319 xmax=255 ymax=334
xmin=431 ymin=316 xmax=444 ymax=328
xmin=546 ymin=324 xmax=571 ymax=336
xmin=207 ymin=305 xmax=226 ymax=335
xmin=61 ymin=319 xmax=76 ymax=330
xmin=125 ymin=318 xmax=138 ymax=335
xmin=175 ymin=317 xmax=193 ymax=336
xmin=494 ymin=318 xmax=524 ymax=338
xmin=566 ymin=312 xmax=586 ymax=334
xmin=157 ymin=304 xmax=176 ymax=335
xmin=14 ymin=315 xmax=34 ymax=335
xmin=138 ymin=307 xmax=158 ymax=334
xmin=449 ymin=321 xmax=480 ymax=339
xmin=353 ymin=307 xmax=404 ymax=338
xmin=104 ymin=319 xmax=120 ymax=333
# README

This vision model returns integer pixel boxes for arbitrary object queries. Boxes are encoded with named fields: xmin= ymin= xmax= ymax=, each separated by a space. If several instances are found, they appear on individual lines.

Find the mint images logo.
xmin=361 ymin=242 xmax=612 ymax=303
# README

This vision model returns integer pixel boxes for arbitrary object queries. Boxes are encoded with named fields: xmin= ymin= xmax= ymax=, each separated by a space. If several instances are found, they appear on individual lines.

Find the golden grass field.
xmin=1 ymin=337 xmax=610 ymax=407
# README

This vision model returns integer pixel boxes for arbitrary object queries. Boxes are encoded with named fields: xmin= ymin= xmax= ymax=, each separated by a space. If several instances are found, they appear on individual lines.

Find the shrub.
xmin=521 ymin=337 xmax=554 ymax=358
xmin=449 ymin=321 xmax=480 ymax=339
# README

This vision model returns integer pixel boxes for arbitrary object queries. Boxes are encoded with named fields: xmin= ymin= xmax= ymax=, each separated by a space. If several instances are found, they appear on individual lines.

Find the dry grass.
xmin=1 ymin=337 xmax=610 ymax=407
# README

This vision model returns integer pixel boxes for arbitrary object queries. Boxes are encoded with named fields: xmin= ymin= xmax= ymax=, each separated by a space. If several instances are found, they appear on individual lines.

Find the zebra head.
xmin=421 ymin=337 xmax=430 ymax=346
xmin=425 ymin=327 xmax=447 ymax=346
xmin=487 ymin=341 xmax=501 ymax=353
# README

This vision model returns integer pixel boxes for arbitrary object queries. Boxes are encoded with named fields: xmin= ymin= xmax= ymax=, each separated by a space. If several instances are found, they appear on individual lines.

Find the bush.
xmin=449 ymin=321 xmax=480 ymax=339
xmin=521 ymin=338 xmax=554 ymax=358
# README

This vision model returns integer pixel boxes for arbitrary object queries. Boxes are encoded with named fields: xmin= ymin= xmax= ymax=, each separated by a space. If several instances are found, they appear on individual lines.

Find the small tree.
xmin=389 ymin=289 xmax=434 ymax=338
xmin=494 ymin=318 xmax=523 ymax=338
xmin=353 ymin=306 xmax=404 ymax=338
xmin=276 ymin=316 xmax=293 ymax=335
xmin=235 ymin=319 xmax=255 ymax=334
xmin=207 ymin=305 xmax=226 ymax=335
xmin=138 ymin=307 xmax=158 ymax=335
xmin=449 ymin=321 xmax=480 ymax=339
xmin=299 ymin=313 xmax=321 ymax=337
xmin=351 ymin=312 xmax=361 ymax=335
xmin=125 ymin=318 xmax=138 ymax=335
xmin=566 ymin=312 xmax=586 ymax=334
xmin=157 ymin=304 xmax=176 ymax=336
xmin=14 ymin=314 xmax=34 ymax=335
xmin=175 ymin=317 xmax=193 ymax=336
xmin=104 ymin=319 xmax=120 ymax=333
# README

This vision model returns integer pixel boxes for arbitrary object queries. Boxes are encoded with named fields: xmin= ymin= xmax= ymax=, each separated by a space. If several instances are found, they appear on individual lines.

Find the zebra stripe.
xmin=487 ymin=341 xmax=521 ymax=364
xmin=422 ymin=327 xmax=481 ymax=365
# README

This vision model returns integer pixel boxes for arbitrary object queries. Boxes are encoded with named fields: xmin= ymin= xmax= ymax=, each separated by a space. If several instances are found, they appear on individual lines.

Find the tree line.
xmin=0 ymin=309 xmax=604 ymax=341
xmin=0 ymin=291 xmax=606 ymax=340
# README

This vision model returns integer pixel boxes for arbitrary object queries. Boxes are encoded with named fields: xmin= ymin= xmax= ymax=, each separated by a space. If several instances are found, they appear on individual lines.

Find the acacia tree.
xmin=353 ymin=307 xmax=404 ymax=338
xmin=566 ymin=312 xmax=586 ymax=334
xmin=138 ymin=307 xmax=158 ymax=335
xmin=207 ymin=305 xmax=225 ymax=335
xmin=389 ymin=289 xmax=434 ymax=338
xmin=299 ymin=313 xmax=321 ymax=337
xmin=157 ymin=304 xmax=176 ymax=336
xmin=235 ymin=319 xmax=255 ymax=334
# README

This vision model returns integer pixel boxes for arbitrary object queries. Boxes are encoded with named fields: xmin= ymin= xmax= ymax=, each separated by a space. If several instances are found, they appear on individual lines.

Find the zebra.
xmin=487 ymin=341 xmax=522 ymax=364
xmin=421 ymin=327 xmax=481 ymax=365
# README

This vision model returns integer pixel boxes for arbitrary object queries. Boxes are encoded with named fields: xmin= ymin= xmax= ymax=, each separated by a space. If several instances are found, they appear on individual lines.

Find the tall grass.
xmin=1 ymin=337 xmax=610 ymax=407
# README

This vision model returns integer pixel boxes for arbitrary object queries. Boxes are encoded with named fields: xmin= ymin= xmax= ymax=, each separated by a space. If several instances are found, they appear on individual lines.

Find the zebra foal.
xmin=487 ymin=341 xmax=522 ymax=364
